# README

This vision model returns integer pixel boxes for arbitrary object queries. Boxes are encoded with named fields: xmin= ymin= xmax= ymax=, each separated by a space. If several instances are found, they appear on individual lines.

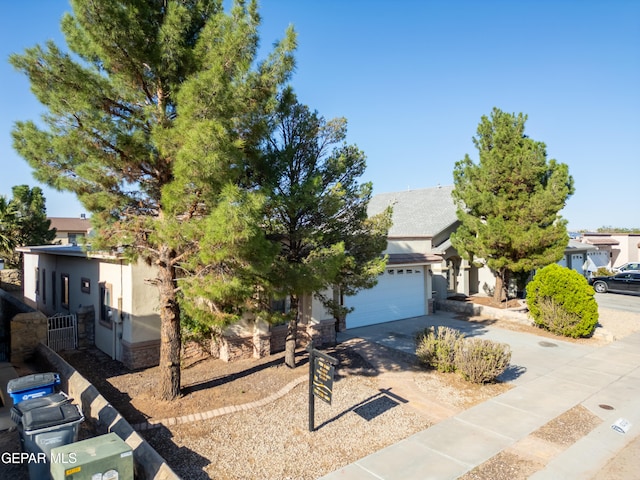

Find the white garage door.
xmin=345 ymin=267 xmax=425 ymax=329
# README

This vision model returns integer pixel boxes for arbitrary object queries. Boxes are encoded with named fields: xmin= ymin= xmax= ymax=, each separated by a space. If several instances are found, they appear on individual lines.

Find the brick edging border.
xmin=133 ymin=375 xmax=308 ymax=431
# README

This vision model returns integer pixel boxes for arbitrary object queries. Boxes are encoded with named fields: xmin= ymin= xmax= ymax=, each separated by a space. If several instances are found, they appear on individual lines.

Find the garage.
xmin=345 ymin=265 xmax=426 ymax=329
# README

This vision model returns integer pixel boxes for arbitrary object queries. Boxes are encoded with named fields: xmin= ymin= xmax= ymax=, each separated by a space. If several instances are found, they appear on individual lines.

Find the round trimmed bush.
xmin=526 ymin=264 xmax=598 ymax=338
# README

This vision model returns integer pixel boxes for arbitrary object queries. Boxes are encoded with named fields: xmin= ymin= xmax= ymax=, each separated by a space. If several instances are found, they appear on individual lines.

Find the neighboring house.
xmin=580 ymin=233 xmax=640 ymax=270
xmin=48 ymin=216 xmax=92 ymax=245
xmin=559 ymin=240 xmax=603 ymax=277
xmin=18 ymin=245 xmax=160 ymax=369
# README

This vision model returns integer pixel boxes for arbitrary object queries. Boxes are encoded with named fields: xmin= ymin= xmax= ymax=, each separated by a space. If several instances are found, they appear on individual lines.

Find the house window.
xmin=81 ymin=277 xmax=91 ymax=294
xmin=406 ymin=269 xmax=413 ymax=274
xmin=270 ymin=297 xmax=289 ymax=314
xmin=397 ymin=269 xmax=404 ymax=275
xmin=387 ymin=269 xmax=395 ymax=275
xmin=35 ymin=268 xmax=40 ymax=295
xmin=42 ymin=269 xmax=46 ymax=304
xmin=61 ymin=274 xmax=70 ymax=309
xmin=68 ymin=233 xmax=85 ymax=245
xmin=99 ymin=283 xmax=113 ymax=328
xmin=52 ymin=272 xmax=56 ymax=308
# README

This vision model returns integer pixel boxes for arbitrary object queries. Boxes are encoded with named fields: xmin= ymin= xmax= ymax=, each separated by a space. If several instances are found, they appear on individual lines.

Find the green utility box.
xmin=49 ymin=432 xmax=134 ymax=480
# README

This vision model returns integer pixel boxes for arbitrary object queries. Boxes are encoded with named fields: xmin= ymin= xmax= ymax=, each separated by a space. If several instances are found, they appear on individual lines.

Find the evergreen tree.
xmin=0 ymin=197 xmax=18 ymax=261
xmin=11 ymin=0 xmax=295 ymax=399
xmin=451 ymin=108 xmax=574 ymax=302
xmin=0 ymin=186 xmax=56 ymax=267
xmin=257 ymin=93 xmax=389 ymax=368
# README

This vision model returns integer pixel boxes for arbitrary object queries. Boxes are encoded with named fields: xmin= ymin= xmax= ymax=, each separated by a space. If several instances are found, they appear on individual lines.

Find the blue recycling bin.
xmin=7 ymin=373 xmax=61 ymax=404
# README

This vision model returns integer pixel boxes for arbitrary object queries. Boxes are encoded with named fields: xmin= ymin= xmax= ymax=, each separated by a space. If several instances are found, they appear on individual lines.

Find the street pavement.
xmin=320 ymin=311 xmax=640 ymax=480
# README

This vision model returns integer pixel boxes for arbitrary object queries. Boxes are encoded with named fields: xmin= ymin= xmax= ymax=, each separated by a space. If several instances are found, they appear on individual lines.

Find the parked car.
xmin=590 ymin=272 xmax=640 ymax=295
xmin=613 ymin=262 xmax=640 ymax=273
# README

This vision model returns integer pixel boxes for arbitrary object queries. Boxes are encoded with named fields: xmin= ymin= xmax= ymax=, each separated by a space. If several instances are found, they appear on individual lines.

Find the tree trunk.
xmin=157 ymin=245 xmax=181 ymax=400
xmin=493 ymin=270 xmax=508 ymax=304
xmin=284 ymin=295 xmax=299 ymax=368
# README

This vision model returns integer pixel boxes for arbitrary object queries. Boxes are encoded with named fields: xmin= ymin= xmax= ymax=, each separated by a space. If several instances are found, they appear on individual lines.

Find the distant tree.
xmin=256 ymin=93 xmax=390 ymax=368
xmin=595 ymin=227 xmax=640 ymax=234
xmin=0 ymin=197 xmax=18 ymax=260
xmin=11 ymin=0 xmax=295 ymax=400
xmin=0 ymin=185 xmax=56 ymax=267
xmin=451 ymin=108 xmax=574 ymax=303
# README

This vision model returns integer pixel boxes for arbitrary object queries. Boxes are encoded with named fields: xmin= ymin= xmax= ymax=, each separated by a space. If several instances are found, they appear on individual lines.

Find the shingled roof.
xmin=368 ymin=185 xmax=458 ymax=237
xmin=48 ymin=217 xmax=91 ymax=233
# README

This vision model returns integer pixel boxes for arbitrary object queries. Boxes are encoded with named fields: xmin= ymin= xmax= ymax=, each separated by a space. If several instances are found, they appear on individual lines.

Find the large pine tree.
xmin=451 ymin=108 xmax=574 ymax=302
xmin=257 ymin=92 xmax=390 ymax=367
xmin=11 ymin=0 xmax=295 ymax=400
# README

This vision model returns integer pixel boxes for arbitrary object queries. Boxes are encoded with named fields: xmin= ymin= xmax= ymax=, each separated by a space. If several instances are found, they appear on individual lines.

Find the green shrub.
xmin=526 ymin=264 xmax=599 ymax=338
xmin=595 ymin=267 xmax=613 ymax=277
xmin=416 ymin=326 xmax=465 ymax=372
xmin=455 ymin=338 xmax=512 ymax=384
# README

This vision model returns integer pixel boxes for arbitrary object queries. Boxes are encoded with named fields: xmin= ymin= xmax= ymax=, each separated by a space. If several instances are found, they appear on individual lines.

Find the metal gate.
xmin=47 ymin=314 xmax=77 ymax=352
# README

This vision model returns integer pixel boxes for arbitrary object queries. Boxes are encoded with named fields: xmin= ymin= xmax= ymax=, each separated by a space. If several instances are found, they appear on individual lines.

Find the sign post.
xmin=308 ymin=345 xmax=338 ymax=432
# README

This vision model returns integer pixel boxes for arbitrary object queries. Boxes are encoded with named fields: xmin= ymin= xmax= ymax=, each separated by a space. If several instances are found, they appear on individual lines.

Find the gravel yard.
xmin=14 ymin=303 xmax=640 ymax=480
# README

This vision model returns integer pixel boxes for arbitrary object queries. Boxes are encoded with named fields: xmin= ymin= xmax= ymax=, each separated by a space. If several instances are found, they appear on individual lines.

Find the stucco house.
xmin=18 ymin=244 xmax=161 ymax=369
xmin=17 ymin=244 xmax=340 ymax=368
xmin=18 ymin=186 xmax=621 ymax=367
xmin=346 ymin=186 xmax=614 ymax=321
xmin=580 ymin=232 xmax=640 ymax=270
xmin=341 ymin=186 xmax=453 ymax=329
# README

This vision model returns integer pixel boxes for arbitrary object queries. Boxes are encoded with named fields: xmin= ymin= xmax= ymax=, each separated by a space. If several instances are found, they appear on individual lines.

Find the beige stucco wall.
xmin=310 ymin=291 xmax=334 ymax=324
xmin=581 ymin=233 xmax=640 ymax=268
xmin=129 ymin=260 xmax=161 ymax=344
xmin=385 ymin=238 xmax=432 ymax=254
xmin=21 ymin=251 xmax=162 ymax=363
xmin=22 ymin=252 xmax=101 ymax=317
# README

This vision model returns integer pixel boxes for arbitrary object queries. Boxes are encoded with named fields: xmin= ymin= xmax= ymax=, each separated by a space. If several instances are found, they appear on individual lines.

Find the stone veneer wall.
xmin=76 ymin=304 xmax=96 ymax=350
xmin=11 ymin=311 xmax=48 ymax=363
xmin=305 ymin=318 xmax=337 ymax=348
xmin=122 ymin=339 xmax=160 ymax=369
xmin=269 ymin=323 xmax=311 ymax=354
xmin=180 ymin=319 xmax=335 ymax=364
xmin=0 ymin=269 xmax=22 ymax=292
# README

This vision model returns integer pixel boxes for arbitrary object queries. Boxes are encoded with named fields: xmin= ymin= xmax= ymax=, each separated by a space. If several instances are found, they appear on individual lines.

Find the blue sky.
xmin=1 ymin=1 xmax=638 ymax=230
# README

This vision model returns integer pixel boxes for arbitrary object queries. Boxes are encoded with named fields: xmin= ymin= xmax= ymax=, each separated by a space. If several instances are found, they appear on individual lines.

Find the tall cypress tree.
xmin=451 ymin=108 xmax=574 ymax=302
xmin=11 ymin=0 xmax=295 ymax=400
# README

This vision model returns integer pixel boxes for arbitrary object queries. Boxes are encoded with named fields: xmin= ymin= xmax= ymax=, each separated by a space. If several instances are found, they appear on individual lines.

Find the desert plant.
xmin=455 ymin=338 xmax=512 ymax=384
xmin=416 ymin=326 xmax=465 ymax=372
xmin=526 ymin=264 xmax=599 ymax=338
xmin=595 ymin=267 xmax=614 ymax=277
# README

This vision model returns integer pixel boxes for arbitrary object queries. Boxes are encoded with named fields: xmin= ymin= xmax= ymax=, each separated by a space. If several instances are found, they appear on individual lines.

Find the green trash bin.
xmin=50 ymin=432 xmax=134 ymax=480
xmin=21 ymin=403 xmax=84 ymax=479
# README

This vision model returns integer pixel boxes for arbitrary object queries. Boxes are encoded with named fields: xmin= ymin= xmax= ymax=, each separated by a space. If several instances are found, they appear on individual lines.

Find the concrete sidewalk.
xmin=321 ymin=313 xmax=640 ymax=480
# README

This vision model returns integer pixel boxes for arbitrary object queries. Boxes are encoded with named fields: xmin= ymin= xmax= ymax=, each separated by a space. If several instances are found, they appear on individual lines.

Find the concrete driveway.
xmin=596 ymin=291 xmax=640 ymax=313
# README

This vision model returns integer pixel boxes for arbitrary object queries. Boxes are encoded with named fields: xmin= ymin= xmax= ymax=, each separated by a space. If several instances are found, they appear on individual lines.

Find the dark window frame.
xmin=42 ymin=268 xmax=46 ymax=305
xmin=99 ymin=282 xmax=113 ymax=329
xmin=61 ymin=273 xmax=70 ymax=309
xmin=81 ymin=277 xmax=91 ymax=294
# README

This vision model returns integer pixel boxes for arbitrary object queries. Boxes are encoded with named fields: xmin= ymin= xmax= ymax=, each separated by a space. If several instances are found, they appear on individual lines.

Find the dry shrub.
xmin=455 ymin=338 xmax=512 ymax=384
xmin=416 ymin=326 xmax=465 ymax=373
